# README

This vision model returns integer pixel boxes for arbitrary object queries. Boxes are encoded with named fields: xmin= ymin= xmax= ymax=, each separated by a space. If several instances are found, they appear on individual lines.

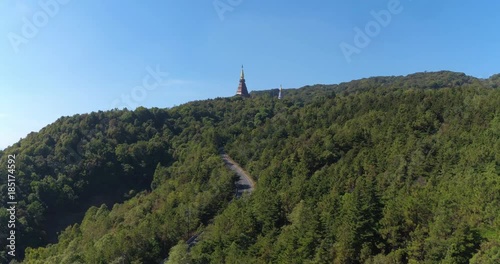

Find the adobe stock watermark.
xmin=7 ymin=0 xmax=72 ymax=54
xmin=111 ymin=65 xmax=170 ymax=110
xmin=340 ymin=0 xmax=405 ymax=63
xmin=213 ymin=0 xmax=243 ymax=21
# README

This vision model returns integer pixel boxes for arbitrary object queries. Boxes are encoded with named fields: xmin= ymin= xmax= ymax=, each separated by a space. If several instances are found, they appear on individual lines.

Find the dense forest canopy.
xmin=0 ymin=71 xmax=499 ymax=263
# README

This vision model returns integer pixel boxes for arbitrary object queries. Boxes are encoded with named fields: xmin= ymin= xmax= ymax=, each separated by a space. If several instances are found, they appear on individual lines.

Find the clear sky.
xmin=1 ymin=0 xmax=499 ymax=149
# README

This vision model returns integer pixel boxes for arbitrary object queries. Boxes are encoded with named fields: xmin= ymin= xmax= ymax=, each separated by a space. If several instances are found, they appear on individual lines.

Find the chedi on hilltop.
xmin=236 ymin=65 xmax=250 ymax=97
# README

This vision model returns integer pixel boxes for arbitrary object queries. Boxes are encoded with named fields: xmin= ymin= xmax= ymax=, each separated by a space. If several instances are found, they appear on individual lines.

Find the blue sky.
xmin=1 ymin=0 xmax=499 ymax=149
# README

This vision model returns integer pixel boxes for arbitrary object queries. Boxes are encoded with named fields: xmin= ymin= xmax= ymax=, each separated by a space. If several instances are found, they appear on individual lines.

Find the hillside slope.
xmin=1 ymin=71 xmax=499 ymax=263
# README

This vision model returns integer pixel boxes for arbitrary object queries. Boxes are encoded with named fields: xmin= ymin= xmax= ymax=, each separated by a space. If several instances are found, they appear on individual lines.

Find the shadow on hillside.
xmin=43 ymin=187 xmax=137 ymax=243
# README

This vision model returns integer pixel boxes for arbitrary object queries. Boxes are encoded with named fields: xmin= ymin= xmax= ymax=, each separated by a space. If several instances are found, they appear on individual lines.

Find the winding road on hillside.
xmin=185 ymin=150 xmax=255 ymax=249
xmin=220 ymin=151 xmax=255 ymax=197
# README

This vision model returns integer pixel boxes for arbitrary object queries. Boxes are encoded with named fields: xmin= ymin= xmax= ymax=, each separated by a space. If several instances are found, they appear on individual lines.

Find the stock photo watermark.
xmin=111 ymin=65 xmax=170 ymax=110
xmin=340 ymin=0 xmax=405 ymax=63
xmin=213 ymin=0 xmax=243 ymax=21
xmin=7 ymin=0 xmax=71 ymax=54
xmin=6 ymin=154 xmax=17 ymax=257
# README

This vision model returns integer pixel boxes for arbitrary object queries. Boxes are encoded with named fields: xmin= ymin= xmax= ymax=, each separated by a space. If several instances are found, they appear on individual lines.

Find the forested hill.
xmin=253 ymin=71 xmax=500 ymax=102
xmin=0 ymin=71 xmax=499 ymax=263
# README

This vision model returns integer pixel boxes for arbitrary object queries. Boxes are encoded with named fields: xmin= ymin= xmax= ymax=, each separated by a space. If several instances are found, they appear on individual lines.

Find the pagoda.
xmin=236 ymin=65 xmax=250 ymax=97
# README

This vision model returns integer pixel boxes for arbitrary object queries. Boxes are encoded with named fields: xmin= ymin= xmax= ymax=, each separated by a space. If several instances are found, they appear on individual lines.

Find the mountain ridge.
xmin=0 ymin=70 xmax=499 ymax=263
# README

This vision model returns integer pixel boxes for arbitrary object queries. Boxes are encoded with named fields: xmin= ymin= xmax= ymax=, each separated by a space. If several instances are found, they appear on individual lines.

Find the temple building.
xmin=236 ymin=65 xmax=250 ymax=97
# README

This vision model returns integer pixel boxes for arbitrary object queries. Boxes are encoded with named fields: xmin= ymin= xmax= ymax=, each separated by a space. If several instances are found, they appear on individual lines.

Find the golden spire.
xmin=240 ymin=65 xmax=245 ymax=79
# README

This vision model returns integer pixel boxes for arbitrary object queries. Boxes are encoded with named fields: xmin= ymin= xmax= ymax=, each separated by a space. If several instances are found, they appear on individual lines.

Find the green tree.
xmin=166 ymin=241 xmax=191 ymax=264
